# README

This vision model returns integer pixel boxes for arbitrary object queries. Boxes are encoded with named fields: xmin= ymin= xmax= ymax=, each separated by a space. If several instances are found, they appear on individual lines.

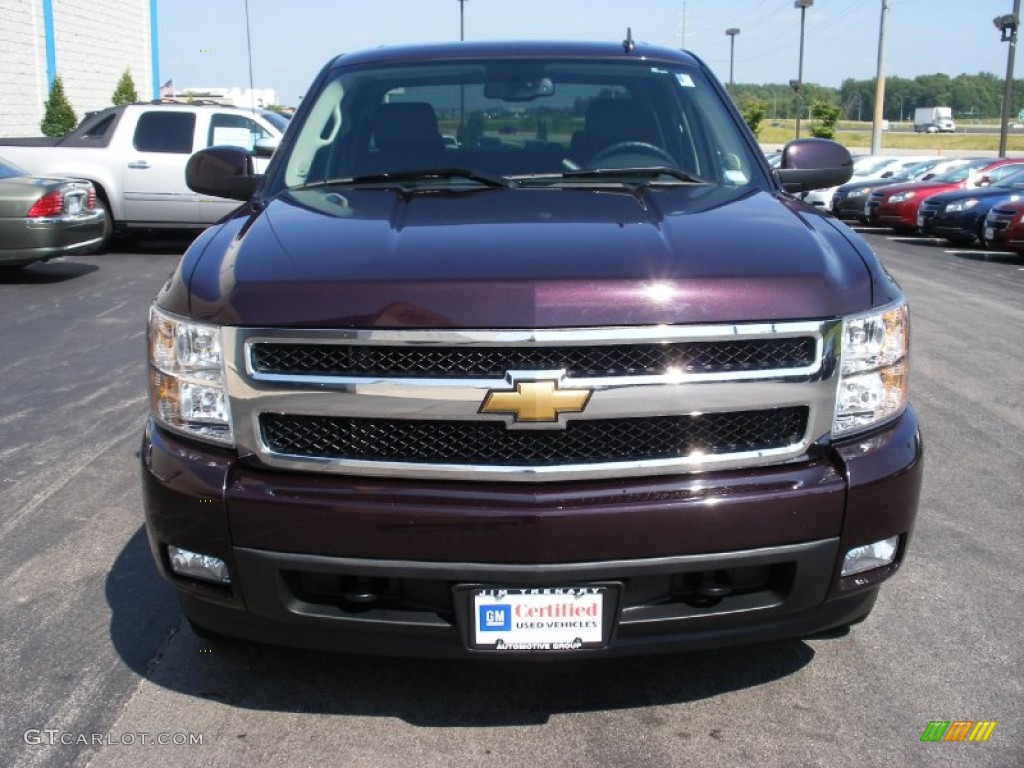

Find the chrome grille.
xmin=226 ymin=322 xmax=839 ymax=482
xmin=261 ymin=408 xmax=809 ymax=466
xmin=251 ymin=338 xmax=817 ymax=378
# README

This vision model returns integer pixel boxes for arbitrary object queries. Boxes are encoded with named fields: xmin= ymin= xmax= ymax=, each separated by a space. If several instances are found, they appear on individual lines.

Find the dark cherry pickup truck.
xmin=141 ymin=40 xmax=922 ymax=658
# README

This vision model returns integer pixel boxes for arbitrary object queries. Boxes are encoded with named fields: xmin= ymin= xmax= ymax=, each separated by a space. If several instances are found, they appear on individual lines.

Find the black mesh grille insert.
xmin=251 ymin=338 xmax=817 ymax=379
xmin=260 ymin=407 xmax=809 ymax=466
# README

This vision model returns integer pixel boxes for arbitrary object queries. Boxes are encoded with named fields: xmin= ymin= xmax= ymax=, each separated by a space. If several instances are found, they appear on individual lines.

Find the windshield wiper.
xmin=561 ymin=167 xmax=711 ymax=184
xmin=513 ymin=166 xmax=711 ymax=187
xmin=300 ymin=167 xmax=514 ymax=190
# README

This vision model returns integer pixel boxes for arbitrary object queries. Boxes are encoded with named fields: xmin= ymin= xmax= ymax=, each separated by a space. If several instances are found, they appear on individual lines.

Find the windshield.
xmin=891 ymin=162 xmax=930 ymax=181
xmin=260 ymin=110 xmax=291 ymax=133
xmin=892 ymin=159 xmax=947 ymax=181
xmin=932 ymin=159 xmax=995 ymax=184
xmin=993 ymin=166 xmax=1024 ymax=187
xmin=274 ymin=56 xmax=763 ymax=192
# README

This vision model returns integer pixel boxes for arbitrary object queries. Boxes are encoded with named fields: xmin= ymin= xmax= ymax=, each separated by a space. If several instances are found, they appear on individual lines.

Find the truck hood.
xmin=184 ymin=185 xmax=874 ymax=328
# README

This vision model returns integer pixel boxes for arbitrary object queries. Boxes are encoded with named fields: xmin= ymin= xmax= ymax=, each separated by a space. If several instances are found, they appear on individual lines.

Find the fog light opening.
xmin=841 ymin=536 xmax=900 ymax=578
xmin=167 ymin=545 xmax=231 ymax=585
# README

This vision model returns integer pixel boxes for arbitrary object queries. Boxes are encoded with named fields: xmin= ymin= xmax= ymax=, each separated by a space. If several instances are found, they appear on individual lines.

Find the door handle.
xmin=127 ymin=161 xmax=151 ymax=169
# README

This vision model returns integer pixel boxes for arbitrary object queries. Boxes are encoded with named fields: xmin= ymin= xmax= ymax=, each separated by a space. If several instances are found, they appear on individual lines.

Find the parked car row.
xmin=800 ymin=154 xmax=936 ymax=211
xmin=865 ymin=158 xmax=1024 ymax=233
xmin=830 ymin=157 xmax=964 ymax=220
xmin=824 ymin=153 xmax=1024 ymax=253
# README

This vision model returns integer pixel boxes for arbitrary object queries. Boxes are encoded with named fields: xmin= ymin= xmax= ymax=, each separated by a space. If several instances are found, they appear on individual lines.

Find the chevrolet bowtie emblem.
xmin=480 ymin=379 xmax=592 ymax=423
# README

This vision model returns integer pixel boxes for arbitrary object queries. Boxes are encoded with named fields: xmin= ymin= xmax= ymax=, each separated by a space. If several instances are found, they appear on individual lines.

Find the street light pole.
xmin=725 ymin=28 xmax=740 ymax=91
xmin=794 ymin=0 xmax=813 ymax=139
xmin=870 ymin=0 xmax=890 ymax=153
xmin=996 ymin=1 xmax=1021 ymax=158
xmin=457 ymin=0 xmax=467 ymax=41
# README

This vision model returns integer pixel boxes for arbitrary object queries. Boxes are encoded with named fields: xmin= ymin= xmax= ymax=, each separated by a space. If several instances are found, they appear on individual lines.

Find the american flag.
xmin=159 ymin=79 xmax=174 ymax=98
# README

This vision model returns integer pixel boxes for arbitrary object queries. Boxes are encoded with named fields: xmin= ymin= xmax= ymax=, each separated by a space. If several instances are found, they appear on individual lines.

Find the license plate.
xmin=985 ymin=227 xmax=995 ymax=241
xmin=65 ymin=195 xmax=83 ymax=215
xmin=469 ymin=586 xmax=610 ymax=651
xmin=916 ymin=215 xmax=924 ymax=227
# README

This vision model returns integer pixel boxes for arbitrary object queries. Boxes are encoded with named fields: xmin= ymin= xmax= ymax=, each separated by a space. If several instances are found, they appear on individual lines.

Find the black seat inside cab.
xmin=571 ymin=98 xmax=664 ymax=165
xmin=362 ymin=102 xmax=445 ymax=174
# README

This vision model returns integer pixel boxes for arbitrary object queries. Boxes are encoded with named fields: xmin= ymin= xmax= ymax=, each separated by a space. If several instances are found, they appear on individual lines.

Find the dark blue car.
xmin=917 ymin=165 xmax=1024 ymax=246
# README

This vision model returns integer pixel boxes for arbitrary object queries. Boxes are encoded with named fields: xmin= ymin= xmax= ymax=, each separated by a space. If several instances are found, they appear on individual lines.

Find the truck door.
xmin=199 ymin=112 xmax=278 ymax=223
xmin=121 ymin=110 xmax=200 ymax=225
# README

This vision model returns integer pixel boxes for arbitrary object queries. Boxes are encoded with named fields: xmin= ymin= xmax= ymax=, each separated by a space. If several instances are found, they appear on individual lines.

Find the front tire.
xmin=977 ymin=221 xmax=994 ymax=250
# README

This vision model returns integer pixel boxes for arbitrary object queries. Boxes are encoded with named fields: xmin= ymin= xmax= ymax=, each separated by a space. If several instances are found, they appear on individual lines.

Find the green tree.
xmin=111 ymin=69 xmax=138 ymax=105
xmin=40 ymin=74 xmax=77 ymax=137
xmin=809 ymin=102 xmax=841 ymax=139
xmin=739 ymin=100 xmax=767 ymax=138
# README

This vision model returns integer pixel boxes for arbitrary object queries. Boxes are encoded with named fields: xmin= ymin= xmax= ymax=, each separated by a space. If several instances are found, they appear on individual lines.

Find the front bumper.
xmin=141 ymin=408 xmax=923 ymax=658
xmin=920 ymin=210 xmax=983 ymax=239
xmin=867 ymin=200 xmax=917 ymax=230
xmin=831 ymin=194 xmax=871 ymax=220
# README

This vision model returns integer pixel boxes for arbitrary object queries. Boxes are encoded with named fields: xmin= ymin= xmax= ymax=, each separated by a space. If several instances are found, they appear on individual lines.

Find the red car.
xmin=866 ymin=158 xmax=1024 ymax=232
xmin=983 ymin=198 xmax=1024 ymax=253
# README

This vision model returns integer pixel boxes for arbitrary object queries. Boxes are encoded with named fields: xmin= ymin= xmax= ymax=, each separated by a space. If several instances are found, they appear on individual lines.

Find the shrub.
xmin=40 ymin=75 xmax=77 ymax=137
xmin=740 ymin=101 xmax=767 ymax=138
xmin=112 ymin=70 xmax=139 ymax=105
xmin=809 ymin=102 xmax=841 ymax=140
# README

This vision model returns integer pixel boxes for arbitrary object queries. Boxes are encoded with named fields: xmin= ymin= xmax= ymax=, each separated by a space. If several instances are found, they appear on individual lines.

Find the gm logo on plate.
xmin=479 ymin=604 xmax=511 ymax=632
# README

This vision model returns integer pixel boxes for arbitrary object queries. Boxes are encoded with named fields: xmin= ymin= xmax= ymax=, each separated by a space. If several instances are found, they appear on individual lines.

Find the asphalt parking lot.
xmin=1 ymin=229 xmax=1021 ymax=768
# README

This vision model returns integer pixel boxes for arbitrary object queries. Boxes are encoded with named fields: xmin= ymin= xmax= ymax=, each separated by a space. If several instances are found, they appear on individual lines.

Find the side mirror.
xmin=186 ymin=146 xmax=259 ymax=201
xmin=775 ymin=138 xmax=854 ymax=193
xmin=254 ymin=137 xmax=279 ymax=158
xmin=881 ymin=171 xmax=894 ymax=178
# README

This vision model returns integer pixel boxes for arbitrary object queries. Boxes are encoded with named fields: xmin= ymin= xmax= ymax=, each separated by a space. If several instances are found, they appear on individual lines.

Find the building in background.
xmin=1 ymin=0 xmax=158 ymax=137
xmin=161 ymin=86 xmax=280 ymax=110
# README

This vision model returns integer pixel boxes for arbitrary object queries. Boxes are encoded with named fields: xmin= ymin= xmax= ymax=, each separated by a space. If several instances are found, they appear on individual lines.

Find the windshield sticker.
xmin=675 ymin=74 xmax=695 ymax=88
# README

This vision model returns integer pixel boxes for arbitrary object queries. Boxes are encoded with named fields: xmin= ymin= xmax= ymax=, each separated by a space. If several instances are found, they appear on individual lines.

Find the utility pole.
xmin=458 ymin=0 xmax=467 ymax=41
xmin=726 ymin=28 xmax=740 ymax=90
xmin=681 ymin=0 xmax=687 ymax=49
xmin=244 ymin=0 xmax=256 ymax=113
xmin=997 ymin=0 xmax=1021 ymax=158
xmin=870 ymin=0 xmax=890 ymax=154
xmin=794 ymin=0 xmax=813 ymax=140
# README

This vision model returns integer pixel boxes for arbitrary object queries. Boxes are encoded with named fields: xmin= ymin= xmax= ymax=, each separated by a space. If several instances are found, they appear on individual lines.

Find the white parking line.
xmin=944 ymin=249 xmax=1023 ymax=262
xmin=943 ymin=249 xmax=1005 ymax=254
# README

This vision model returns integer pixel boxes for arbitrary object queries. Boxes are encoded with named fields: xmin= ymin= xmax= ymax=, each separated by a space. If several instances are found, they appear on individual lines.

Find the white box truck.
xmin=914 ymin=107 xmax=955 ymax=133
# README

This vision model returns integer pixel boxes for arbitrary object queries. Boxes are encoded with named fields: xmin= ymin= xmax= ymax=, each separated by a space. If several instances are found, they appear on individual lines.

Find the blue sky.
xmin=157 ymin=0 xmax=1018 ymax=105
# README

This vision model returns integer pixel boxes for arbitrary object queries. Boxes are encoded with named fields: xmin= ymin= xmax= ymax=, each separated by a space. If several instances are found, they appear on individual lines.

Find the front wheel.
xmin=977 ymin=221 xmax=995 ymax=250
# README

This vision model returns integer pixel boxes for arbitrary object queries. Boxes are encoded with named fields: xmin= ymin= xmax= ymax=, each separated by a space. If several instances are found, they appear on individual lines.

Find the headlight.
xmin=833 ymin=300 xmax=909 ymax=437
xmin=944 ymin=198 xmax=978 ymax=212
xmin=888 ymin=191 xmax=917 ymax=203
xmin=148 ymin=305 xmax=233 ymax=445
xmin=848 ymin=187 xmax=870 ymax=198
